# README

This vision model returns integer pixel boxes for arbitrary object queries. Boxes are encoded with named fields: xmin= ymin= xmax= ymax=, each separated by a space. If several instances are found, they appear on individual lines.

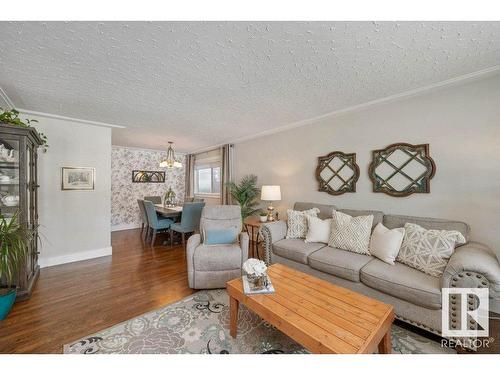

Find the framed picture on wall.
xmin=131 ymin=170 xmax=166 ymax=183
xmin=61 ymin=167 xmax=95 ymax=190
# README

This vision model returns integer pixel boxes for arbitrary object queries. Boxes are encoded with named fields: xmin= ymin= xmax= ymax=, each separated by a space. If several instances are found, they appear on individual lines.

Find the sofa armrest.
xmin=240 ymin=231 xmax=250 ymax=264
xmin=259 ymin=220 xmax=287 ymax=265
xmin=186 ymin=233 xmax=201 ymax=288
xmin=442 ymin=241 xmax=500 ymax=298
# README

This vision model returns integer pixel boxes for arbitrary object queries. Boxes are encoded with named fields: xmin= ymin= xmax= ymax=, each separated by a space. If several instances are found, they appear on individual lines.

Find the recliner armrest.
xmin=239 ymin=231 xmax=250 ymax=264
xmin=259 ymin=220 xmax=287 ymax=265
xmin=186 ymin=233 xmax=201 ymax=288
xmin=442 ymin=241 xmax=500 ymax=298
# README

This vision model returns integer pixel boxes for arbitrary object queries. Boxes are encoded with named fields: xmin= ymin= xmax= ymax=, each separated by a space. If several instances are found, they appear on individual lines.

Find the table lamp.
xmin=261 ymin=185 xmax=281 ymax=222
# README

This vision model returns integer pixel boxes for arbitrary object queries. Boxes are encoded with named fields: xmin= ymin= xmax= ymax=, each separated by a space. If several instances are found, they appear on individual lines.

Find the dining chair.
xmin=170 ymin=202 xmax=205 ymax=249
xmin=137 ymin=199 xmax=149 ymax=239
xmin=143 ymin=200 xmax=174 ymax=246
xmin=144 ymin=196 xmax=162 ymax=204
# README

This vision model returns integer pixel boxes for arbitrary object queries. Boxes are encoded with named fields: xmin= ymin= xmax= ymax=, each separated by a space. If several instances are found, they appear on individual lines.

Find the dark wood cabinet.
xmin=0 ymin=123 xmax=43 ymax=300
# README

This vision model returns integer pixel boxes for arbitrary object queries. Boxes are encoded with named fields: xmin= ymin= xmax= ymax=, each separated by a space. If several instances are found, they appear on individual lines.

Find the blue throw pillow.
xmin=203 ymin=228 xmax=238 ymax=245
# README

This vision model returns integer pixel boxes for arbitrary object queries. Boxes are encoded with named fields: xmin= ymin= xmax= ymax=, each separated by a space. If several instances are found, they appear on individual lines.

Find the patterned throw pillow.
xmin=328 ymin=210 xmax=373 ymax=255
xmin=286 ymin=208 xmax=320 ymax=239
xmin=397 ymin=223 xmax=466 ymax=277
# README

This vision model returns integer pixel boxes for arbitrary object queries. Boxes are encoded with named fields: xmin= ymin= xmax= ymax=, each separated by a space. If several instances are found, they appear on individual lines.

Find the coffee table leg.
xmin=378 ymin=330 xmax=392 ymax=354
xmin=230 ymin=296 xmax=239 ymax=338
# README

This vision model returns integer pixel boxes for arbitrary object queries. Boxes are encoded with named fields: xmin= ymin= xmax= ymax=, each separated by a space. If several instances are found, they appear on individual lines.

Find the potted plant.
xmin=227 ymin=174 xmax=260 ymax=219
xmin=0 ymin=108 xmax=49 ymax=152
xmin=0 ymin=210 xmax=33 ymax=320
xmin=163 ymin=187 xmax=176 ymax=207
xmin=258 ymin=211 xmax=268 ymax=223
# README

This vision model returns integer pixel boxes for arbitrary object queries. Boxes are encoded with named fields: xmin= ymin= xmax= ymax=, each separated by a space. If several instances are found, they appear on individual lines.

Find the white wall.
xmin=31 ymin=115 xmax=112 ymax=267
xmin=234 ymin=74 xmax=500 ymax=254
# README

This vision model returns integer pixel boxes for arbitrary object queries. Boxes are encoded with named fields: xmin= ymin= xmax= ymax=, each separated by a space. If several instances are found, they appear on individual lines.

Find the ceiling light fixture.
xmin=159 ymin=141 xmax=182 ymax=168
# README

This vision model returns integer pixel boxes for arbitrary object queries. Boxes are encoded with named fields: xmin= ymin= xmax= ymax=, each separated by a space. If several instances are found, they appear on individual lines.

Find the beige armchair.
xmin=186 ymin=205 xmax=249 ymax=289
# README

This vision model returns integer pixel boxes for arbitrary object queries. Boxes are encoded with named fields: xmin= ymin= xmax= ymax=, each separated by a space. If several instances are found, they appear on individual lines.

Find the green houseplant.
xmin=0 ymin=210 xmax=33 ymax=320
xmin=163 ymin=187 xmax=176 ymax=207
xmin=227 ymin=174 xmax=260 ymax=219
xmin=0 ymin=108 xmax=48 ymax=152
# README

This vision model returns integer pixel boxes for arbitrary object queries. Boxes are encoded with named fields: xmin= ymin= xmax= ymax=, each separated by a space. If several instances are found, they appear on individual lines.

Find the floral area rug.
xmin=64 ymin=289 xmax=455 ymax=354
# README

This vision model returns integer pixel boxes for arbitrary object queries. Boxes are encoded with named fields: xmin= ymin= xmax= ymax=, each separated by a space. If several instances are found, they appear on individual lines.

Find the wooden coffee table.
xmin=226 ymin=263 xmax=394 ymax=354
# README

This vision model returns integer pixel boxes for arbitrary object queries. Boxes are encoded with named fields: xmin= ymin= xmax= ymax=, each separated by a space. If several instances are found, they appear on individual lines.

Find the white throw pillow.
xmin=305 ymin=215 xmax=332 ymax=244
xmin=286 ymin=207 xmax=320 ymax=239
xmin=369 ymin=223 xmax=405 ymax=265
xmin=397 ymin=223 xmax=466 ymax=277
xmin=328 ymin=210 xmax=373 ymax=255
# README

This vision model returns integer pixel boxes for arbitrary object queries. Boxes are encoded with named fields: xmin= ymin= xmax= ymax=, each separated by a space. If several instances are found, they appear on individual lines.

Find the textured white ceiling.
xmin=1 ymin=21 xmax=499 ymax=152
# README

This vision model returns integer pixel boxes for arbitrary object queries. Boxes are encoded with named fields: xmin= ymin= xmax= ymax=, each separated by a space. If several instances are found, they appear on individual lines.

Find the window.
xmin=195 ymin=163 xmax=221 ymax=195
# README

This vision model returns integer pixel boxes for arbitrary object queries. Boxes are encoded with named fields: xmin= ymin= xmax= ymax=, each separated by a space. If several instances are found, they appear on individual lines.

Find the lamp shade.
xmin=261 ymin=185 xmax=281 ymax=201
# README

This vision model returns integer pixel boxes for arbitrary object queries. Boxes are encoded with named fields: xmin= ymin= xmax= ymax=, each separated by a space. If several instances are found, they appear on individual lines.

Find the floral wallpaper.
xmin=111 ymin=146 xmax=185 ymax=229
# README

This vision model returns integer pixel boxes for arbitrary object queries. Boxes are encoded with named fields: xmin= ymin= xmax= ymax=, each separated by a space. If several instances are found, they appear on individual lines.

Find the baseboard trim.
xmin=39 ymin=247 xmax=113 ymax=268
xmin=111 ymin=223 xmax=142 ymax=232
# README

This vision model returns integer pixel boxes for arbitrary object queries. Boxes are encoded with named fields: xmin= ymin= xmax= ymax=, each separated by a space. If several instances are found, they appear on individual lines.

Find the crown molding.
xmin=0 ymin=86 xmax=126 ymax=128
xmin=213 ymin=64 xmax=500 ymax=149
xmin=18 ymin=109 xmax=126 ymax=129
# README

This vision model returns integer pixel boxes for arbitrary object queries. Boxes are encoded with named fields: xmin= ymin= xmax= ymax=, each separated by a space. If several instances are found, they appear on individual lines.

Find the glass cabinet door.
xmin=0 ymin=136 xmax=21 ymax=222
xmin=0 ymin=136 xmax=24 ymax=285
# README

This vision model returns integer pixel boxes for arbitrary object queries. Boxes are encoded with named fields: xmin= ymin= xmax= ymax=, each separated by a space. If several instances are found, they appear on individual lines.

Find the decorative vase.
xmin=0 ymin=289 xmax=16 ymax=320
xmin=259 ymin=215 xmax=267 ymax=223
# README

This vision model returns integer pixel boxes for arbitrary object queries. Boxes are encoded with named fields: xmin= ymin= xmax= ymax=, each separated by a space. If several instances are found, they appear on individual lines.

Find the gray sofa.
xmin=260 ymin=202 xmax=500 ymax=338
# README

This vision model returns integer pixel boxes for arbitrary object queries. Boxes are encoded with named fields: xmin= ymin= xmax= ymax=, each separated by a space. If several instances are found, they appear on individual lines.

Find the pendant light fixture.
xmin=159 ymin=141 xmax=182 ymax=168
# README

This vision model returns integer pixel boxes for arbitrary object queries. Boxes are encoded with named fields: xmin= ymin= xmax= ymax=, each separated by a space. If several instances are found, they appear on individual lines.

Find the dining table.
xmin=154 ymin=204 xmax=183 ymax=218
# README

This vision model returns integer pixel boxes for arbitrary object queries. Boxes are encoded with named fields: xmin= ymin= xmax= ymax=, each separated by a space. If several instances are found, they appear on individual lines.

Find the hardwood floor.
xmin=0 ymin=229 xmax=195 ymax=353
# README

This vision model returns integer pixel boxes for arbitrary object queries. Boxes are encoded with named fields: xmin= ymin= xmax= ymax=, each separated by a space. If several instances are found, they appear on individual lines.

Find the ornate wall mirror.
xmin=316 ymin=151 xmax=360 ymax=195
xmin=132 ymin=170 xmax=166 ymax=183
xmin=368 ymin=143 xmax=436 ymax=197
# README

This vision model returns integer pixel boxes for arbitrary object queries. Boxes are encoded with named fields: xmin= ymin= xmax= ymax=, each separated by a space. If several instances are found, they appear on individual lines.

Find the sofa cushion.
xmin=286 ymin=207 xmax=320 ymax=239
xmin=305 ymin=215 xmax=331 ymax=244
xmin=329 ymin=210 xmax=373 ymax=255
xmin=273 ymin=239 xmax=326 ymax=264
xmin=308 ymin=247 xmax=373 ymax=282
xmin=369 ymin=223 xmax=405 ymax=265
xmin=397 ymin=223 xmax=466 ymax=277
xmin=193 ymin=244 xmax=243 ymax=271
xmin=383 ymin=214 xmax=470 ymax=242
xmin=360 ymin=259 xmax=442 ymax=309
xmin=339 ymin=208 xmax=384 ymax=229
xmin=294 ymin=202 xmax=336 ymax=220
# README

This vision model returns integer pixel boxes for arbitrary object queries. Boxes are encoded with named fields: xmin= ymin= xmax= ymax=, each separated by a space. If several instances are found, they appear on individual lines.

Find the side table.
xmin=243 ymin=216 xmax=268 ymax=260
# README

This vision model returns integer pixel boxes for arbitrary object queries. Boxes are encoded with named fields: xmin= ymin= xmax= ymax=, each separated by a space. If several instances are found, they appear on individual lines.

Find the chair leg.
xmin=170 ymin=229 xmax=174 ymax=247
xmin=152 ymin=229 xmax=157 ymax=246
xmin=181 ymin=232 xmax=185 ymax=249
xmin=140 ymin=222 xmax=144 ymax=236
